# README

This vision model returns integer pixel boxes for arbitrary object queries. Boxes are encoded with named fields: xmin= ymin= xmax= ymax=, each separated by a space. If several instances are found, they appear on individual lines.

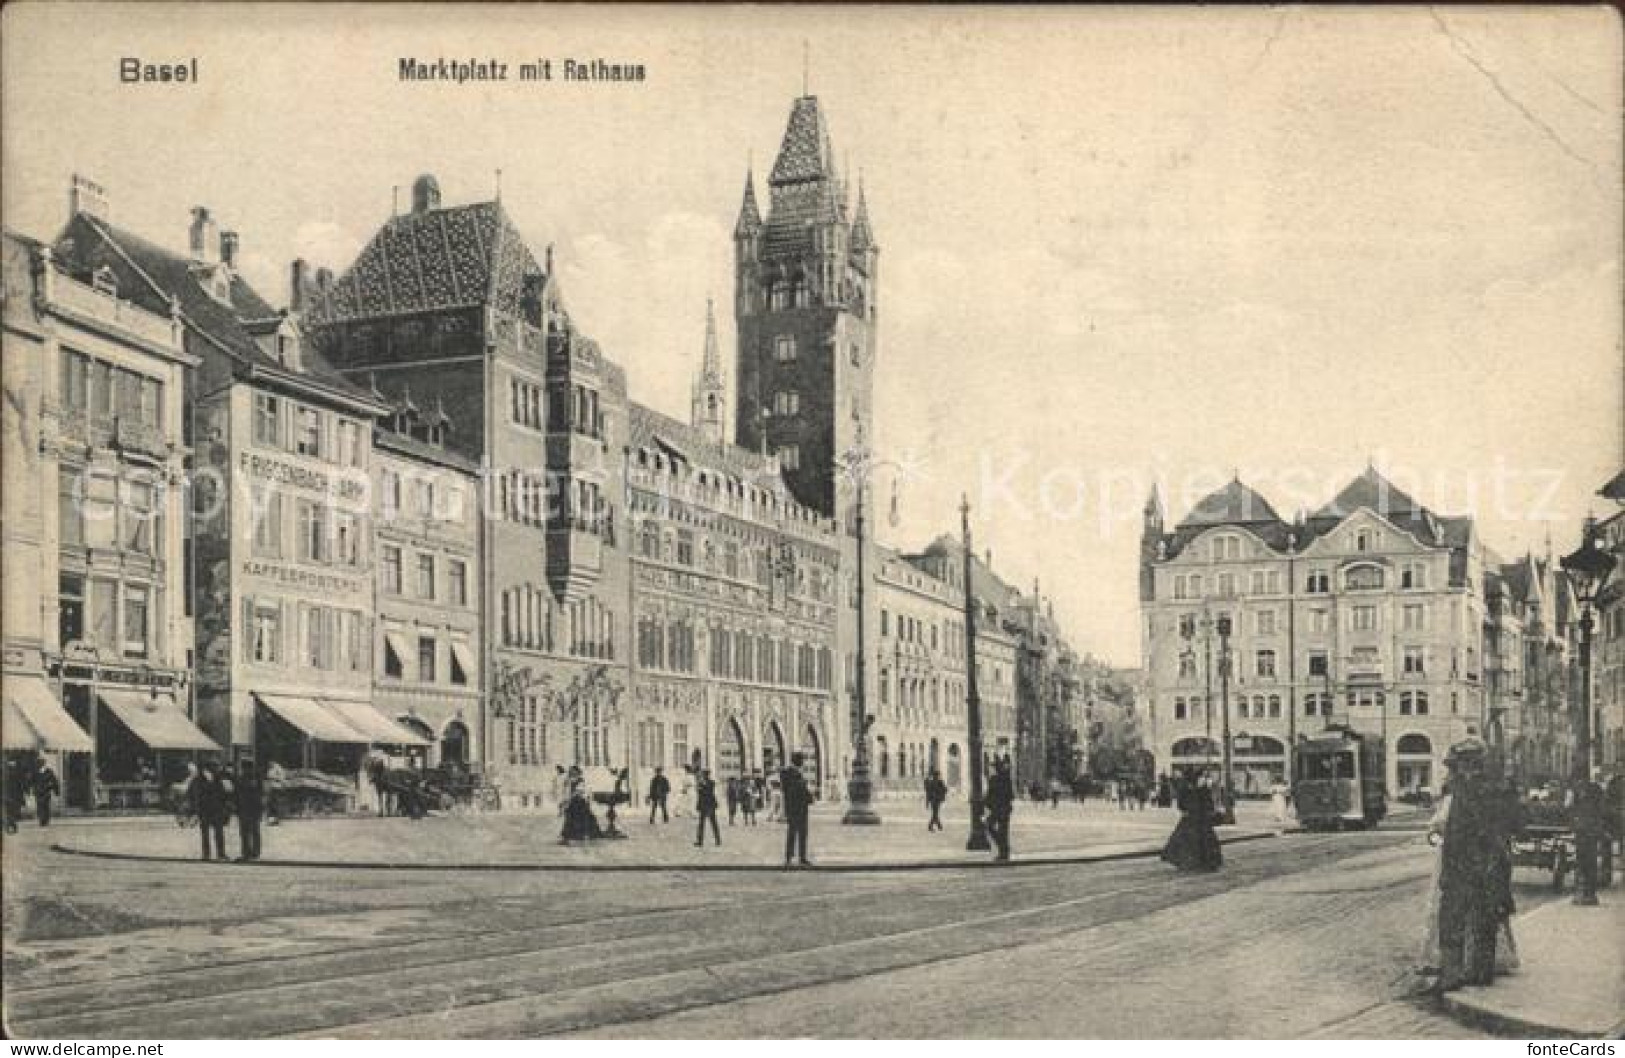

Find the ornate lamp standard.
xmin=1561 ymin=519 xmax=1615 ymax=906
xmin=1561 ymin=519 xmax=1617 ymax=782
xmin=837 ymin=419 xmax=895 ymax=826
xmin=1216 ymin=613 xmax=1236 ymax=824
xmin=960 ymin=495 xmax=991 ymax=851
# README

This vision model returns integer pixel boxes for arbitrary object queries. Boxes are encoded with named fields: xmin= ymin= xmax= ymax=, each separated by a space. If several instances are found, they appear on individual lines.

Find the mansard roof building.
xmin=1139 ymin=468 xmax=1522 ymax=798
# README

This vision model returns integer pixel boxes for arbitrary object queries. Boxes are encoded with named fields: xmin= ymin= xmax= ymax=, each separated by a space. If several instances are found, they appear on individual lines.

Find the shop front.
xmin=93 ymin=689 xmax=220 ymax=809
xmin=253 ymin=693 xmax=431 ymax=814
xmin=4 ymin=674 xmax=94 ymax=810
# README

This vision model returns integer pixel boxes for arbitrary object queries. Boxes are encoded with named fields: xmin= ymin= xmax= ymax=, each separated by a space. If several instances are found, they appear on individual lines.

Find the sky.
xmin=4 ymin=4 xmax=1620 ymax=664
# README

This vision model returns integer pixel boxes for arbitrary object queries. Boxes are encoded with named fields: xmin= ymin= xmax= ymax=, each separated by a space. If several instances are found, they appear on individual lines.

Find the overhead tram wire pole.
xmin=961 ymin=494 xmax=991 ymax=851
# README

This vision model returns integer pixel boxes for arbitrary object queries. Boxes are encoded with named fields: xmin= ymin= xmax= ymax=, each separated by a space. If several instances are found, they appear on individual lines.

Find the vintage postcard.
xmin=1 ymin=2 xmax=1621 ymax=1042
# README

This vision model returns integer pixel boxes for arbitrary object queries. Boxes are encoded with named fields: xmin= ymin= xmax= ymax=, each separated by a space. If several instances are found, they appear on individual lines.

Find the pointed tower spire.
xmin=851 ymin=174 xmax=875 ymax=252
xmin=734 ymin=169 xmax=762 ymax=239
xmin=691 ymin=297 xmax=727 ymax=447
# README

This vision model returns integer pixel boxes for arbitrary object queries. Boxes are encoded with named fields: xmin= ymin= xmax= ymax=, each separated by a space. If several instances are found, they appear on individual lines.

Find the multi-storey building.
xmin=370 ymin=402 xmax=483 ymax=770
xmin=894 ymin=538 xmax=1023 ymax=783
xmin=51 ymin=193 xmax=426 ymax=795
xmin=306 ymin=176 xmax=629 ymax=808
xmin=1141 ymin=468 xmax=1494 ymax=797
xmin=1590 ymin=470 xmax=1625 ymax=774
xmin=4 ymin=199 xmax=208 ymax=812
xmin=625 ymin=392 xmax=841 ymax=798
xmin=1485 ymin=552 xmax=1573 ymax=784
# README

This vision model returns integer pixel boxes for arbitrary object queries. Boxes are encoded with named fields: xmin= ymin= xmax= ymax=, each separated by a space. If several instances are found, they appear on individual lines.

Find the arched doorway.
xmin=947 ymin=744 xmax=962 ymax=788
xmin=1396 ymin=733 xmax=1433 ymax=797
xmin=801 ymin=724 xmax=822 ymax=793
xmin=717 ymin=717 xmax=746 ymax=778
xmin=1171 ymin=736 xmax=1220 ymax=780
xmin=440 ymin=720 xmax=468 ymax=766
xmin=763 ymin=720 xmax=786 ymax=773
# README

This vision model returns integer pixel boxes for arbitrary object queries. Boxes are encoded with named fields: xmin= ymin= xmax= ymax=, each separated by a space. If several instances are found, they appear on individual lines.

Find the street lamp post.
xmin=1217 ymin=614 xmax=1235 ymax=824
xmin=1561 ymin=520 xmax=1615 ymax=906
xmin=1561 ymin=520 xmax=1616 ymax=782
xmin=840 ymin=426 xmax=881 ymax=826
xmin=960 ymin=496 xmax=991 ymax=850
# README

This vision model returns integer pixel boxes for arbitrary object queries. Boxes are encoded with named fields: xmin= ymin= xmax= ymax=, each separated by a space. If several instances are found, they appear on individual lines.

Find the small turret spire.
xmin=691 ymin=298 xmax=727 ymax=446
xmin=851 ymin=174 xmax=875 ymax=252
xmin=734 ymin=169 xmax=762 ymax=239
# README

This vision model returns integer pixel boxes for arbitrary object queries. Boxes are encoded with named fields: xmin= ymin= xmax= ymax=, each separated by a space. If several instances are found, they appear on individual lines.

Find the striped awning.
xmin=323 ymin=700 xmax=432 ymax=748
xmin=98 ymin=690 xmax=220 ymax=752
xmin=3 ymin=677 xmax=93 ymax=753
xmin=255 ymin=693 xmax=370 ymax=744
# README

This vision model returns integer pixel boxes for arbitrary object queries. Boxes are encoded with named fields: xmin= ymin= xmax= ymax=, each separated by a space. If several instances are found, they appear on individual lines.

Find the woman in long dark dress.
xmin=559 ymin=777 xmax=603 ymax=843
xmin=1162 ymin=774 xmax=1223 ymax=872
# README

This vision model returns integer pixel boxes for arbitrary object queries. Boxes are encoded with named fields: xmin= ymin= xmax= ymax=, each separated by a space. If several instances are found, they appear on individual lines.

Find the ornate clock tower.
xmin=733 ymin=94 xmax=878 ymax=521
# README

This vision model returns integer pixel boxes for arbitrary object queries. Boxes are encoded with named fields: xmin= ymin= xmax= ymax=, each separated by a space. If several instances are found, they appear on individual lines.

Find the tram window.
xmin=1300 ymin=751 xmax=1355 ymax=781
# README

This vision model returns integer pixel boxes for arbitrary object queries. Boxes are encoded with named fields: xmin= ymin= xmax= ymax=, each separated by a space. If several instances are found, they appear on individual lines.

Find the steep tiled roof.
xmin=1311 ymin=467 xmax=1426 ymax=522
xmin=770 ymin=97 xmax=836 ymax=185
xmin=1175 ymin=479 xmax=1285 ymax=529
xmin=53 ymin=213 xmax=378 ymax=407
xmin=627 ymin=402 xmax=786 ymax=487
xmin=374 ymin=427 xmax=479 ymax=474
xmin=313 ymin=201 xmax=544 ymax=324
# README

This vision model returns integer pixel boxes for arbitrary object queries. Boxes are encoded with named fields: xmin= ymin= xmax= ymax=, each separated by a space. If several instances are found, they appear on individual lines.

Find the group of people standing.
xmin=183 ymin=760 xmax=268 ymax=862
xmin=682 ymin=757 xmax=815 ymax=866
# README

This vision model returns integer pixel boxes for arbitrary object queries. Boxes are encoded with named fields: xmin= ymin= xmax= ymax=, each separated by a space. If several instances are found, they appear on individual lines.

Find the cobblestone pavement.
xmin=2 ymin=820 xmax=1546 ymax=1039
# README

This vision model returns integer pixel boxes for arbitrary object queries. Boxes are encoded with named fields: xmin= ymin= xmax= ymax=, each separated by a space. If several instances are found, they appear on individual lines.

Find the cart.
xmin=1513 ymin=801 xmax=1575 ymax=891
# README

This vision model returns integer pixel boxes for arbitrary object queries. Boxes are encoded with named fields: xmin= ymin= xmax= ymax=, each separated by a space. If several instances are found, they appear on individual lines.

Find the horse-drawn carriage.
xmin=1511 ymin=798 xmax=1575 ymax=891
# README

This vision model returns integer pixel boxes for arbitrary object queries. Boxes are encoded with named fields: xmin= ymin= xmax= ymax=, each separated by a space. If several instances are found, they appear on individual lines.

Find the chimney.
xmin=315 ymin=267 xmax=333 ymax=292
xmin=220 ymin=230 xmax=240 ymax=269
xmin=189 ymin=207 xmax=218 ymax=264
xmin=411 ymin=173 xmax=442 ymax=214
xmin=69 ymin=174 xmax=110 ymax=222
xmin=289 ymin=259 xmax=308 ymax=312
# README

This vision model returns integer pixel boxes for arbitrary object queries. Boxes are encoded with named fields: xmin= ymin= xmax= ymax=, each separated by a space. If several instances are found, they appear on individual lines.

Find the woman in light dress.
xmin=1269 ymin=775 xmax=1292 ymax=830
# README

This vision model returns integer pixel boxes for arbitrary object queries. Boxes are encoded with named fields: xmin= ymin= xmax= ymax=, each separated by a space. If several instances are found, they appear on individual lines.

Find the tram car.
xmin=1293 ymin=727 xmax=1387 ymax=830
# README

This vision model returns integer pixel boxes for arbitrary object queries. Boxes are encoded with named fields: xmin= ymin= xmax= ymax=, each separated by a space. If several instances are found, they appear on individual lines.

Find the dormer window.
xmin=91 ymin=266 xmax=118 ymax=296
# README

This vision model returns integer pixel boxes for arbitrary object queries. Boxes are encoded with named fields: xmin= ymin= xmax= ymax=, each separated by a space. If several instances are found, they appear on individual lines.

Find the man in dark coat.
xmin=924 ymin=770 xmax=948 ymax=832
xmin=725 ymin=776 xmax=741 ymax=826
xmin=192 ymin=763 xmax=229 ymax=861
xmin=781 ymin=754 xmax=813 ymax=867
xmin=985 ymin=757 xmax=1015 ymax=862
xmin=1572 ymin=773 xmax=1609 ymax=906
xmin=3 ymin=756 xmax=29 ymax=832
xmin=30 ymin=763 xmax=60 ymax=827
xmin=647 ymin=766 xmax=670 ymax=824
xmin=234 ymin=762 xmax=266 ymax=861
xmin=693 ymin=769 xmax=721 ymax=847
xmin=1436 ymin=740 xmax=1500 ymax=990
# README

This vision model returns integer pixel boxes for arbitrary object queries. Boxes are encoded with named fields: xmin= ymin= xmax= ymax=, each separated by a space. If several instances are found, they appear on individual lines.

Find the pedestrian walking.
xmin=694 ymin=769 xmax=721 ymax=847
xmin=1434 ymin=739 xmax=1501 ymax=992
xmin=3 ymin=755 xmax=30 ymax=833
xmin=1269 ymin=776 xmax=1292 ymax=831
xmin=235 ymin=761 xmax=266 ymax=861
xmin=741 ymin=776 xmax=758 ymax=825
xmin=192 ymin=762 xmax=229 ymax=862
xmin=646 ymin=766 xmax=670 ymax=823
xmin=1571 ymin=772 xmax=1609 ymax=906
xmin=1160 ymin=772 xmax=1222 ymax=872
xmin=781 ymin=754 xmax=813 ymax=867
xmin=985 ymin=758 xmax=1015 ymax=862
xmin=726 ymin=776 xmax=741 ymax=826
xmin=30 ymin=763 xmax=59 ymax=827
xmin=1135 ymin=780 xmax=1150 ymax=811
xmin=924 ymin=769 xmax=947 ymax=832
